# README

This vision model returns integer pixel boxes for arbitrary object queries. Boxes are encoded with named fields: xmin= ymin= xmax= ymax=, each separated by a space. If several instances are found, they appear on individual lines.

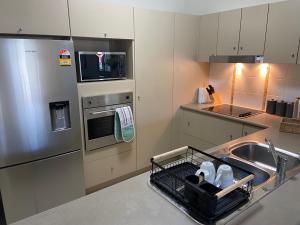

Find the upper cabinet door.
xmin=68 ymin=0 xmax=134 ymax=39
xmin=217 ymin=9 xmax=242 ymax=55
xmin=239 ymin=4 xmax=268 ymax=56
xmin=264 ymin=0 xmax=300 ymax=64
xmin=0 ymin=0 xmax=70 ymax=36
xmin=198 ymin=13 xmax=219 ymax=61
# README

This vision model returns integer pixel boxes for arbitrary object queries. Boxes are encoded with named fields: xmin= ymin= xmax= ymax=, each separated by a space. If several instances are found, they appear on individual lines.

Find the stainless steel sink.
xmin=216 ymin=156 xmax=270 ymax=186
xmin=230 ymin=143 xmax=300 ymax=171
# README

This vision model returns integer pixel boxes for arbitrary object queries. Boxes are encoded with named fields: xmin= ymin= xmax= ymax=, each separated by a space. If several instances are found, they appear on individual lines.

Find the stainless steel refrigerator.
xmin=0 ymin=38 xmax=85 ymax=224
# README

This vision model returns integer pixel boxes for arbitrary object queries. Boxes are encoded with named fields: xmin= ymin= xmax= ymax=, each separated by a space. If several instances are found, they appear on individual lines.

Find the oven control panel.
xmin=82 ymin=92 xmax=133 ymax=109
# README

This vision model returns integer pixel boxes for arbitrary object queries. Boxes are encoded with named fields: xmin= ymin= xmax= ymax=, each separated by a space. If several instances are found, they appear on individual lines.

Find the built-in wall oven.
xmin=82 ymin=92 xmax=133 ymax=151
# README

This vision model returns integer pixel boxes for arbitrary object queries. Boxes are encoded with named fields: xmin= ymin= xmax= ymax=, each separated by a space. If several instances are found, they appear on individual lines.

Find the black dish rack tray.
xmin=150 ymin=146 xmax=254 ymax=225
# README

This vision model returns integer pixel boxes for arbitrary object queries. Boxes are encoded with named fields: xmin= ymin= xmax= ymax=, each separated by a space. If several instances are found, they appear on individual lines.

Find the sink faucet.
xmin=265 ymin=138 xmax=288 ymax=184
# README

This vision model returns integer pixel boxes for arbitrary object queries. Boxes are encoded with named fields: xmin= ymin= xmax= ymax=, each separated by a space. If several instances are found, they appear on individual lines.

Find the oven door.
xmin=83 ymin=106 xmax=118 ymax=151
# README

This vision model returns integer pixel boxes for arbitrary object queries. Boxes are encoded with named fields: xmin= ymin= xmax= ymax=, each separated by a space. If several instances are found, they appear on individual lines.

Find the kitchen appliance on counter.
xmin=266 ymin=99 xmax=295 ymax=118
xmin=0 ymin=38 xmax=85 ymax=224
xmin=202 ymin=104 xmax=263 ymax=119
xmin=82 ymin=92 xmax=133 ymax=151
xmin=76 ymin=51 xmax=127 ymax=82
xmin=293 ymin=97 xmax=300 ymax=119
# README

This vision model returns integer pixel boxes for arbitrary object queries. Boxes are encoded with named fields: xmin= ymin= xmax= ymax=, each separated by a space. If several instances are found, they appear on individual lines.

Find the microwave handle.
xmin=90 ymin=109 xmax=116 ymax=115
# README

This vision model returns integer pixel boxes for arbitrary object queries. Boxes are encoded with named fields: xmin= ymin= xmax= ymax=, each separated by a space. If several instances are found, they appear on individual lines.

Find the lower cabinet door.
xmin=181 ymin=110 xmax=243 ymax=145
xmin=180 ymin=133 xmax=216 ymax=151
xmin=84 ymin=149 xmax=136 ymax=189
xmin=242 ymin=124 xmax=263 ymax=136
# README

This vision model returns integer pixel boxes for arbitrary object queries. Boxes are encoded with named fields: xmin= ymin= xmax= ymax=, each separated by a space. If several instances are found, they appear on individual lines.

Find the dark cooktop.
xmin=202 ymin=104 xmax=263 ymax=118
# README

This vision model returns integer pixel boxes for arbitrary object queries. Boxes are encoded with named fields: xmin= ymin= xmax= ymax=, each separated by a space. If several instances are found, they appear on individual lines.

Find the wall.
xmin=209 ymin=63 xmax=300 ymax=110
xmin=172 ymin=14 xmax=209 ymax=148
xmin=267 ymin=64 xmax=300 ymax=102
xmin=94 ymin=0 xmax=285 ymax=14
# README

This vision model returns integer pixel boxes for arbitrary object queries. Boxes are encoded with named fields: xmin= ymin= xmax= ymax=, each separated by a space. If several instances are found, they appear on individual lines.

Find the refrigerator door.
xmin=0 ymin=38 xmax=81 ymax=168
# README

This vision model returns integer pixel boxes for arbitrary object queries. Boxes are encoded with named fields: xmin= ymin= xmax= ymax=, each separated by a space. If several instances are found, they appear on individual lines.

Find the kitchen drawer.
xmin=182 ymin=110 xmax=243 ymax=145
xmin=84 ymin=149 xmax=136 ymax=189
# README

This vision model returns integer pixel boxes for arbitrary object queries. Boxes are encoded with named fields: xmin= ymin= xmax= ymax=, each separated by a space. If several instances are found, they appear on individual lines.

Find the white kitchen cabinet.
xmin=217 ymin=9 xmax=242 ymax=56
xmin=135 ymin=9 xmax=174 ymax=169
xmin=181 ymin=110 xmax=243 ymax=146
xmin=172 ymin=14 xmax=208 ymax=149
xmin=242 ymin=124 xmax=263 ymax=136
xmin=239 ymin=4 xmax=269 ymax=56
xmin=198 ymin=13 xmax=219 ymax=61
xmin=84 ymin=149 xmax=136 ymax=190
xmin=264 ymin=0 xmax=300 ymax=64
xmin=68 ymin=0 xmax=134 ymax=39
xmin=180 ymin=133 xmax=216 ymax=151
xmin=0 ymin=0 xmax=70 ymax=36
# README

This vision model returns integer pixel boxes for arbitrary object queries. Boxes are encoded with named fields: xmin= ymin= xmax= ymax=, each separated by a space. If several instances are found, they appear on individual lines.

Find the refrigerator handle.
xmin=0 ymin=191 xmax=7 ymax=225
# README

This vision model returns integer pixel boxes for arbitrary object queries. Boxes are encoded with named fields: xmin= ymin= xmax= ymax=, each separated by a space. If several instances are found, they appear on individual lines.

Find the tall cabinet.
xmin=135 ymin=9 xmax=174 ymax=169
xmin=173 ymin=14 xmax=208 ymax=148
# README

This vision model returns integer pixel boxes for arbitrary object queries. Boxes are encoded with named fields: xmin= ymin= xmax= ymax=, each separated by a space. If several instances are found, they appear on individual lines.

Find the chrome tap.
xmin=265 ymin=138 xmax=288 ymax=184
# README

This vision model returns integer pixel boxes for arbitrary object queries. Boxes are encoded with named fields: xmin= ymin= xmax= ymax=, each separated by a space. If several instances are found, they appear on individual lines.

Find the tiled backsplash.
xmin=267 ymin=64 xmax=300 ymax=102
xmin=209 ymin=63 xmax=300 ymax=110
xmin=209 ymin=63 xmax=234 ymax=104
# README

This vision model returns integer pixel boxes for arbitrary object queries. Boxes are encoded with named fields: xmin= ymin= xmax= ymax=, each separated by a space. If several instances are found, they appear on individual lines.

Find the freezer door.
xmin=0 ymin=38 xmax=81 ymax=168
xmin=0 ymin=150 xmax=85 ymax=224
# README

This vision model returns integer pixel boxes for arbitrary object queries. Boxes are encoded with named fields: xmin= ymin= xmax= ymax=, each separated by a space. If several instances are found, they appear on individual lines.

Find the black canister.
xmin=275 ymin=101 xmax=287 ymax=117
xmin=266 ymin=99 xmax=277 ymax=114
xmin=285 ymin=102 xmax=294 ymax=118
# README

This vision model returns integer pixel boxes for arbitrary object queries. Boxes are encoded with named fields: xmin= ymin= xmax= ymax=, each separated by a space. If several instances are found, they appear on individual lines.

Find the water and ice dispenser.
xmin=49 ymin=101 xmax=71 ymax=131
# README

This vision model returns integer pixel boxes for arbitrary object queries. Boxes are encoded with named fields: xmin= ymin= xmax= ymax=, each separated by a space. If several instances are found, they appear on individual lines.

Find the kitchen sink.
xmin=230 ymin=143 xmax=300 ymax=171
xmin=215 ymin=156 xmax=270 ymax=186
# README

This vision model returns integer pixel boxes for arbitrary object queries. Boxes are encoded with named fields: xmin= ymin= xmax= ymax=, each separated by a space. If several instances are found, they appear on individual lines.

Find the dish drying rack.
xmin=150 ymin=146 xmax=254 ymax=224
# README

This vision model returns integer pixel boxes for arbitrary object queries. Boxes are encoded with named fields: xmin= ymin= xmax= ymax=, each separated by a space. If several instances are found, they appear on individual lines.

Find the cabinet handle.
xmin=229 ymin=135 xmax=233 ymax=140
xmin=187 ymin=122 xmax=190 ymax=127
xmin=291 ymin=53 xmax=295 ymax=58
xmin=104 ymin=33 xmax=107 ymax=38
xmin=233 ymin=47 xmax=237 ymax=50
xmin=137 ymin=96 xmax=141 ymax=101
xmin=240 ymin=46 xmax=243 ymax=50
xmin=17 ymin=27 xmax=23 ymax=34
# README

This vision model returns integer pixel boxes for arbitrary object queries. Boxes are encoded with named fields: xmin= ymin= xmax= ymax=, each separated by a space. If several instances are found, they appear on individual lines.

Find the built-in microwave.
xmin=76 ymin=51 xmax=127 ymax=82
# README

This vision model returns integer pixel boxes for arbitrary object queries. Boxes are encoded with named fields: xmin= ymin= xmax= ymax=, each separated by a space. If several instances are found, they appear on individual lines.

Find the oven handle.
xmin=89 ymin=109 xmax=116 ymax=115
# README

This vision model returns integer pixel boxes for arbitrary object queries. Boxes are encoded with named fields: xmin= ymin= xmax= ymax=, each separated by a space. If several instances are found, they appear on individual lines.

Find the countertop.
xmin=12 ymin=103 xmax=300 ymax=225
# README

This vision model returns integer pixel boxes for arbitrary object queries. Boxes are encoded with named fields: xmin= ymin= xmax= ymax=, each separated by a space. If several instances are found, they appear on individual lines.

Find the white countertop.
xmin=12 ymin=103 xmax=300 ymax=225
